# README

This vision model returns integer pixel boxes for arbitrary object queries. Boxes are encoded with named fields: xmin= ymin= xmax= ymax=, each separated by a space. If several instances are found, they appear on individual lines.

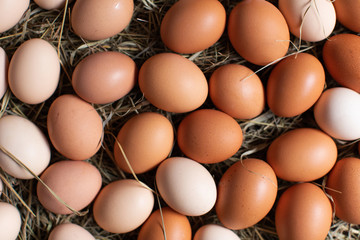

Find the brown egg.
xmin=275 ymin=183 xmax=332 ymax=240
xmin=177 ymin=109 xmax=243 ymax=164
xmin=71 ymin=0 xmax=133 ymax=41
xmin=37 ymin=160 xmax=102 ymax=215
xmin=47 ymin=94 xmax=103 ymax=161
xmin=138 ymin=53 xmax=208 ymax=113
xmin=333 ymin=0 xmax=360 ymax=32
xmin=267 ymin=128 xmax=337 ymax=182
xmin=114 ymin=112 xmax=174 ymax=174
xmin=326 ymin=157 xmax=360 ymax=224
xmin=323 ymin=33 xmax=360 ymax=93
xmin=267 ymin=53 xmax=325 ymax=117
xmin=72 ymin=51 xmax=137 ymax=104
xmin=0 ymin=0 xmax=29 ymax=33
xmin=160 ymin=0 xmax=226 ymax=54
xmin=137 ymin=207 xmax=192 ymax=240
xmin=209 ymin=64 xmax=265 ymax=119
xmin=228 ymin=0 xmax=290 ymax=66
xmin=216 ymin=158 xmax=278 ymax=230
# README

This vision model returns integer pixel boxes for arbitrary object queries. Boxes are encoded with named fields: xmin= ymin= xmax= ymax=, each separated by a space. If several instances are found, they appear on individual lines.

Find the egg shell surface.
xmin=0 ymin=47 xmax=8 ymax=100
xmin=48 ymin=223 xmax=95 ymax=240
xmin=333 ymin=0 xmax=360 ymax=32
xmin=193 ymin=224 xmax=240 ymax=240
xmin=0 ymin=0 xmax=29 ymax=33
xmin=0 ymin=202 xmax=21 ymax=240
xmin=34 ymin=0 xmax=73 ymax=10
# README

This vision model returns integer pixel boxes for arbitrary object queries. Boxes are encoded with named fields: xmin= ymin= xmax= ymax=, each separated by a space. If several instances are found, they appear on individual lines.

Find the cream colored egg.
xmin=0 ymin=202 xmax=21 ymax=240
xmin=34 ymin=0 xmax=73 ymax=10
xmin=0 ymin=0 xmax=29 ymax=33
xmin=48 ymin=223 xmax=95 ymax=240
xmin=194 ymin=224 xmax=240 ymax=240
xmin=0 ymin=47 xmax=8 ymax=100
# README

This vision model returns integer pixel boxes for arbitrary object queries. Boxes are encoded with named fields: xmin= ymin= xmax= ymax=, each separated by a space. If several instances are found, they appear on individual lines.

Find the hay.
xmin=0 ymin=0 xmax=359 ymax=239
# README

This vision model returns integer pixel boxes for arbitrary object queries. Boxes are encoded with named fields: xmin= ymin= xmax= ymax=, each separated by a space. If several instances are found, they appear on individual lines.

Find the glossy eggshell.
xmin=156 ymin=157 xmax=217 ymax=216
xmin=114 ymin=112 xmax=174 ymax=174
xmin=47 ymin=94 xmax=103 ymax=160
xmin=93 ymin=179 xmax=154 ymax=234
xmin=160 ymin=0 xmax=226 ymax=54
xmin=209 ymin=64 xmax=265 ymax=119
xmin=323 ymin=34 xmax=360 ymax=93
xmin=228 ymin=0 xmax=290 ymax=66
xmin=333 ymin=0 xmax=360 ymax=32
xmin=72 ymin=51 xmax=137 ymax=104
xmin=177 ymin=109 xmax=243 ymax=164
xmin=34 ymin=0 xmax=73 ymax=10
xmin=0 ymin=47 xmax=8 ymax=100
xmin=275 ymin=183 xmax=332 ymax=240
xmin=215 ymin=158 xmax=278 ymax=230
xmin=267 ymin=128 xmax=337 ymax=182
xmin=326 ymin=157 xmax=360 ymax=224
xmin=0 ymin=0 xmax=29 ymax=33
xmin=8 ymin=38 xmax=60 ymax=104
xmin=137 ymin=207 xmax=192 ymax=240
xmin=48 ymin=223 xmax=95 ymax=240
xmin=193 ymin=224 xmax=240 ymax=240
xmin=138 ymin=53 xmax=208 ymax=113
xmin=37 ymin=160 xmax=102 ymax=215
xmin=71 ymin=0 xmax=133 ymax=41
xmin=0 ymin=202 xmax=21 ymax=240
xmin=267 ymin=53 xmax=325 ymax=117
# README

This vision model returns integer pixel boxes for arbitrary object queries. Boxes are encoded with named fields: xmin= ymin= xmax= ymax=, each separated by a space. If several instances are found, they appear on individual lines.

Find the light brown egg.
xmin=0 ymin=47 xmax=8 ymax=100
xmin=37 ymin=160 xmax=102 ymax=215
xmin=47 ymin=94 xmax=103 ymax=161
xmin=114 ymin=112 xmax=174 ymax=174
xmin=0 ymin=0 xmax=29 ymax=33
xmin=34 ymin=0 xmax=73 ymax=10
xmin=215 ymin=158 xmax=278 ymax=230
xmin=72 ymin=51 xmax=137 ymax=104
xmin=48 ymin=223 xmax=95 ymax=240
xmin=228 ymin=0 xmax=290 ymax=66
xmin=275 ymin=183 xmax=332 ymax=240
xmin=333 ymin=0 xmax=360 ymax=32
xmin=209 ymin=64 xmax=265 ymax=119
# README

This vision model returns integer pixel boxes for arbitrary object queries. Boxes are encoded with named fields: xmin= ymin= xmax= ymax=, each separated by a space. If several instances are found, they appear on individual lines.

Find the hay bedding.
xmin=0 ymin=0 xmax=359 ymax=239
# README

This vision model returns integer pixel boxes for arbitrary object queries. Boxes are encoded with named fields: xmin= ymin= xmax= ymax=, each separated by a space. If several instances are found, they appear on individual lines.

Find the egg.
xmin=0 ymin=115 xmax=51 ymax=179
xmin=138 ymin=53 xmax=208 ymax=113
xmin=0 ymin=0 xmax=29 ymax=33
xmin=37 ymin=160 xmax=102 ymax=215
xmin=326 ymin=157 xmax=360 ymax=224
xmin=160 ymin=0 xmax=226 ymax=54
xmin=267 ymin=128 xmax=337 ymax=182
xmin=0 ymin=47 xmax=8 ymax=100
xmin=209 ymin=64 xmax=265 ymax=119
xmin=71 ymin=0 xmax=133 ymax=41
xmin=228 ymin=0 xmax=290 ymax=66
xmin=279 ymin=0 xmax=336 ymax=42
xmin=114 ymin=112 xmax=174 ymax=174
xmin=8 ymin=38 xmax=60 ymax=104
xmin=275 ymin=183 xmax=332 ymax=240
xmin=215 ymin=158 xmax=277 ymax=230
xmin=193 ymin=224 xmax=240 ymax=240
xmin=34 ymin=0 xmax=73 ymax=10
xmin=156 ymin=157 xmax=217 ymax=216
xmin=93 ymin=179 xmax=154 ymax=234
xmin=48 ymin=223 xmax=95 ymax=240
xmin=72 ymin=51 xmax=137 ymax=104
xmin=0 ymin=202 xmax=21 ymax=240
xmin=137 ymin=207 xmax=192 ymax=240
xmin=333 ymin=0 xmax=360 ymax=32
xmin=267 ymin=52 xmax=325 ymax=117
xmin=314 ymin=87 xmax=360 ymax=140
xmin=47 ymin=94 xmax=103 ymax=160
xmin=322 ymin=33 xmax=360 ymax=93
xmin=177 ymin=109 xmax=243 ymax=164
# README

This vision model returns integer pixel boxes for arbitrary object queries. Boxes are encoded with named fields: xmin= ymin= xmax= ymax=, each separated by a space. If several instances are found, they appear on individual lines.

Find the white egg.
xmin=194 ymin=224 xmax=240 ymax=240
xmin=0 ymin=0 xmax=29 ymax=33
xmin=0 ymin=47 xmax=8 ymax=100
xmin=48 ymin=223 xmax=95 ymax=240
xmin=0 ymin=202 xmax=21 ymax=240
xmin=34 ymin=0 xmax=73 ymax=10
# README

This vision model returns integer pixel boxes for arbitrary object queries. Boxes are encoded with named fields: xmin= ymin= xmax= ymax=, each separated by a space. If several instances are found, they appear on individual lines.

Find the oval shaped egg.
xmin=138 ymin=53 xmax=208 ymax=113
xmin=279 ymin=0 xmax=336 ymax=42
xmin=267 ymin=128 xmax=337 ymax=182
xmin=193 ymin=224 xmax=240 ymax=240
xmin=47 ymin=94 xmax=103 ymax=160
xmin=0 ymin=202 xmax=21 ymax=240
xmin=114 ymin=112 xmax=173 ymax=174
xmin=323 ymin=33 xmax=360 ymax=93
xmin=228 ymin=0 xmax=290 ymax=66
xmin=267 ymin=53 xmax=325 ymax=117
xmin=0 ymin=0 xmax=29 ymax=33
xmin=37 ymin=160 xmax=102 ymax=215
xmin=326 ymin=157 xmax=360 ymax=224
xmin=48 ymin=223 xmax=95 ymax=240
xmin=0 ymin=47 xmax=8 ymax=100
xmin=8 ymin=38 xmax=60 ymax=104
xmin=160 ymin=0 xmax=226 ymax=54
xmin=93 ymin=179 xmax=154 ymax=234
xmin=275 ymin=183 xmax=332 ymax=240
xmin=314 ymin=87 xmax=360 ymax=140
xmin=209 ymin=64 xmax=265 ymax=119
xmin=34 ymin=0 xmax=73 ymax=10
xmin=71 ymin=0 xmax=133 ymax=41
xmin=72 ymin=51 xmax=137 ymax=104
xmin=215 ymin=158 xmax=277 ymax=230
xmin=156 ymin=157 xmax=217 ymax=216
xmin=0 ymin=115 xmax=51 ymax=179
xmin=177 ymin=109 xmax=243 ymax=164
xmin=138 ymin=207 xmax=192 ymax=240
xmin=333 ymin=0 xmax=360 ymax=32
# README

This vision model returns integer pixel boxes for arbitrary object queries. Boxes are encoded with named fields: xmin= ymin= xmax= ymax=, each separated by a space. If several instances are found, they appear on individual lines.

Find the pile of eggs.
xmin=1 ymin=0 xmax=360 ymax=239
